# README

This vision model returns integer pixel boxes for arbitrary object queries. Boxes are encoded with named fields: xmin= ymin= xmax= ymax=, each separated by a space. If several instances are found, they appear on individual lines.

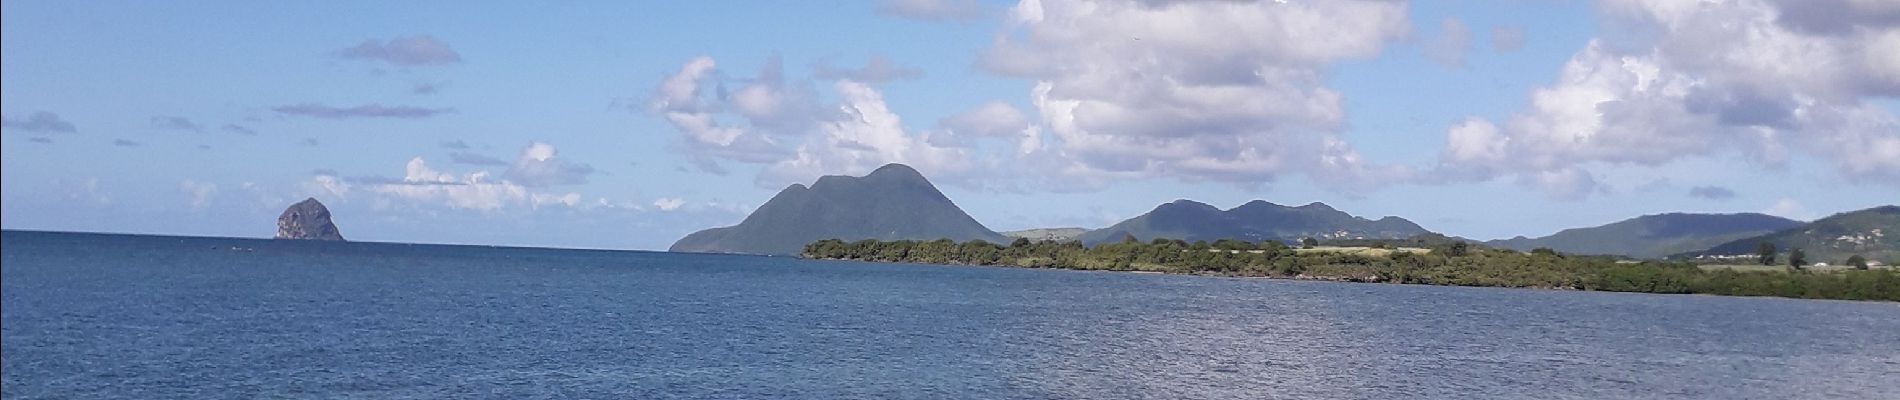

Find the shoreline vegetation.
xmin=802 ymin=236 xmax=1900 ymax=302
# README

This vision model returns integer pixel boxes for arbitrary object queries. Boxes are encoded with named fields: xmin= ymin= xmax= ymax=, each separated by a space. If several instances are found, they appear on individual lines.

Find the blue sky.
xmin=4 ymin=0 xmax=1896 ymax=250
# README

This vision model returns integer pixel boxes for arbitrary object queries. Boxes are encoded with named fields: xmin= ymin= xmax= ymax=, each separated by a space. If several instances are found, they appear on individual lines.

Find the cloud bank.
xmin=1435 ymin=0 xmax=1900 ymax=198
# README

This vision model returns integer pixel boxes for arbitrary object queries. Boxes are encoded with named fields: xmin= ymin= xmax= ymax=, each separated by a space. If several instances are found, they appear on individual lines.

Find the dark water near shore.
xmin=3 ymin=230 xmax=1897 ymax=399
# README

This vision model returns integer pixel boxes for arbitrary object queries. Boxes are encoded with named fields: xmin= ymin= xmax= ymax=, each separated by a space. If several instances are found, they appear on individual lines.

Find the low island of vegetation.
xmin=802 ymin=235 xmax=1899 ymax=302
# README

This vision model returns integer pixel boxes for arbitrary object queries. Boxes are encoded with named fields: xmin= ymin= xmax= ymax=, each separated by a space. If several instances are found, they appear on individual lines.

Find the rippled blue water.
xmin=3 ymin=230 xmax=1897 ymax=399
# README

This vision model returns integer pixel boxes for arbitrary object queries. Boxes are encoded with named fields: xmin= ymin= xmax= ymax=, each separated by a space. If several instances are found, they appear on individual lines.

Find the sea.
xmin=3 ymin=230 xmax=1897 ymax=399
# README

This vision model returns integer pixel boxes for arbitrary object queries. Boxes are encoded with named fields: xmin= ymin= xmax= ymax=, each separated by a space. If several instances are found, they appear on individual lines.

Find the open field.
xmin=1293 ymin=246 xmax=1432 ymax=257
xmin=1698 ymin=264 xmax=1891 ymax=272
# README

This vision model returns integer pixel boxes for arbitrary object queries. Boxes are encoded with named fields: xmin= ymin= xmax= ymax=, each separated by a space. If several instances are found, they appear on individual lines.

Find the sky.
xmin=2 ymin=0 xmax=1896 ymax=250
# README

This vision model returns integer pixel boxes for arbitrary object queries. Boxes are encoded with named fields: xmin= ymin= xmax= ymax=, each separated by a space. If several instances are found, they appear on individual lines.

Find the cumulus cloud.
xmin=643 ymin=1 xmax=1426 ymax=193
xmin=1424 ymin=18 xmax=1473 ymax=67
xmin=1492 ymin=26 xmax=1526 ymax=52
xmin=1769 ymin=0 xmax=1900 ymax=37
xmin=814 ymin=56 xmax=925 ymax=83
xmin=940 ymin=101 xmax=1030 ymax=138
xmin=2 ymin=111 xmax=77 ymax=133
xmin=930 ymin=101 xmax=1034 ymax=148
xmin=653 ymin=197 xmax=686 ymax=211
xmin=336 ymin=35 xmax=463 ymax=66
xmin=645 ymin=55 xmax=976 ymax=188
xmin=1687 ymin=185 xmax=1737 ymax=200
xmin=876 ymin=0 xmax=987 ymax=23
xmin=979 ymin=0 xmax=1412 ymax=190
xmin=150 ymin=116 xmax=202 ymax=132
xmin=273 ymin=104 xmax=454 ymax=119
xmin=1434 ymin=0 xmax=1900 ymax=197
xmin=504 ymin=142 xmax=596 ymax=187
xmin=179 ymin=180 xmax=218 ymax=210
xmin=310 ymin=157 xmax=579 ymax=211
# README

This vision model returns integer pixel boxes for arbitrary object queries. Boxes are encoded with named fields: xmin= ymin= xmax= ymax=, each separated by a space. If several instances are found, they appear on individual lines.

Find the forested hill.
xmin=669 ymin=164 xmax=1007 ymax=256
xmin=1696 ymin=205 xmax=1900 ymax=264
xmin=1074 ymin=199 xmax=1429 ymax=245
xmin=1486 ymin=213 xmax=1801 ymax=259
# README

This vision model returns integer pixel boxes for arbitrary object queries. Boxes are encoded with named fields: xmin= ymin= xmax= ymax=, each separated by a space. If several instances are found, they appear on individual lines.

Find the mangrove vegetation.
xmin=801 ymin=236 xmax=1900 ymax=301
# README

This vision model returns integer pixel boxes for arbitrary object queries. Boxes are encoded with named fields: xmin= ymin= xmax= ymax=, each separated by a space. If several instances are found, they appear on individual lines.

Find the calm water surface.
xmin=3 ymin=231 xmax=1897 ymax=399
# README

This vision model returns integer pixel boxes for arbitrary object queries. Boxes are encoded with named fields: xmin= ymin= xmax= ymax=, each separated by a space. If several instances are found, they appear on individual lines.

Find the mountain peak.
xmin=670 ymin=163 xmax=1005 ymax=255
xmin=866 ymin=163 xmax=924 ymax=179
xmin=1298 ymin=202 xmax=1337 ymax=212
xmin=1157 ymin=199 xmax=1218 ymax=212
xmin=1078 ymin=198 xmax=1431 ymax=244
xmin=1235 ymin=199 xmax=1286 ymax=210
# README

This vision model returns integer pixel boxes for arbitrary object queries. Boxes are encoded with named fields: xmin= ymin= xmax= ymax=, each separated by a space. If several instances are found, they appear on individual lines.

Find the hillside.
xmin=1697 ymin=205 xmax=1900 ymax=264
xmin=1074 ymin=200 xmax=1429 ymax=245
xmin=668 ymin=164 xmax=1008 ymax=256
xmin=1487 ymin=213 xmax=1801 ymax=259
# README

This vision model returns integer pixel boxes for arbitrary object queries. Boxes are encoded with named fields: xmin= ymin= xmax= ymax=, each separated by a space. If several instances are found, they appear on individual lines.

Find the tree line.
xmin=802 ymin=237 xmax=1900 ymax=302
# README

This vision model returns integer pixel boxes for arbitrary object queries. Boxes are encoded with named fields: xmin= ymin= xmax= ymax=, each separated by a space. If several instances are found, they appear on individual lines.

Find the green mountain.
xmin=1074 ymin=199 xmax=1429 ymax=245
xmin=1487 ymin=213 xmax=1801 ymax=259
xmin=1697 ymin=205 xmax=1900 ymax=264
xmin=669 ymin=164 xmax=1008 ymax=256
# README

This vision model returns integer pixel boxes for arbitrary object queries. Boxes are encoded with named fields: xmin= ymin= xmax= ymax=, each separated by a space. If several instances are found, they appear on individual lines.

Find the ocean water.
xmin=3 ymin=231 xmax=1897 ymax=399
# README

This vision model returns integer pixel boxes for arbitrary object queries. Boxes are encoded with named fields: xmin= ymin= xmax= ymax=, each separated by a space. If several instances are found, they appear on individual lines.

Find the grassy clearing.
xmin=1698 ymin=264 xmax=1882 ymax=272
xmin=1293 ymin=246 xmax=1432 ymax=257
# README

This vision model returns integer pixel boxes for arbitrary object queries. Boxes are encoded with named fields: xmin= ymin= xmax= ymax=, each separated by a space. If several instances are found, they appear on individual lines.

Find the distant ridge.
xmin=1074 ymin=199 xmax=1429 ymax=245
xmin=669 ymin=164 xmax=1008 ymax=256
xmin=1694 ymin=205 xmax=1900 ymax=264
xmin=1487 ymin=213 xmax=1800 ymax=259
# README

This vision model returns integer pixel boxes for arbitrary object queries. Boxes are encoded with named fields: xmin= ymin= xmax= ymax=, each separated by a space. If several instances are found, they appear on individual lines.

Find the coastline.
xmin=800 ymin=238 xmax=1900 ymax=302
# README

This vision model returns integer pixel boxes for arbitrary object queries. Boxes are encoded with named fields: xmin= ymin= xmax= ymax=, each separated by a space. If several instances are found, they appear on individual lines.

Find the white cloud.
xmin=650 ymin=57 xmax=752 ymax=150
xmin=179 ymin=180 xmax=218 ymax=210
xmin=308 ymin=157 xmax=582 ymax=212
xmin=981 ymin=0 xmax=1413 ymax=190
xmin=1435 ymin=0 xmax=1900 ymax=195
xmin=645 ymin=56 xmax=978 ymax=188
xmin=934 ymin=101 xmax=1032 ymax=148
xmin=645 ymin=1 xmax=1422 ymax=193
xmin=532 ymin=192 xmax=582 ymax=208
xmin=653 ymin=197 xmax=686 ymax=211
xmin=504 ymin=142 xmax=595 ymax=187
